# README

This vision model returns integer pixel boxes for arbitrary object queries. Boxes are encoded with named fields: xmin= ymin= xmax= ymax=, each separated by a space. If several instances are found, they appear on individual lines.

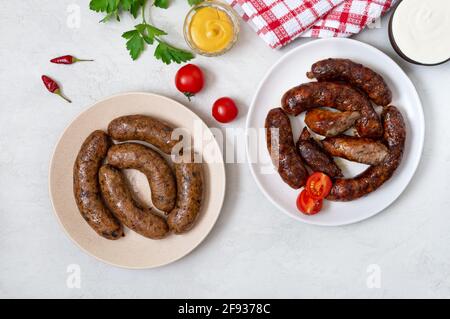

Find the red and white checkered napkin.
xmin=226 ymin=0 xmax=397 ymax=48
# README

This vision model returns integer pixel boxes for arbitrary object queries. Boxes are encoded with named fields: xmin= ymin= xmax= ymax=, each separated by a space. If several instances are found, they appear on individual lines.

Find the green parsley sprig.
xmin=89 ymin=0 xmax=195 ymax=64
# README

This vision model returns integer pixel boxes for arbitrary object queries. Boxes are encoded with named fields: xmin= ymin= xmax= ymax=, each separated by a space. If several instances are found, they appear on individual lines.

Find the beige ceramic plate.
xmin=49 ymin=92 xmax=226 ymax=269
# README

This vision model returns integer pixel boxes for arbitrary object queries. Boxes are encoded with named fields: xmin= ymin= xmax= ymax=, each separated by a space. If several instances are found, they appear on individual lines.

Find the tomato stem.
xmin=183 ymin=92 xmax=194 ymax=102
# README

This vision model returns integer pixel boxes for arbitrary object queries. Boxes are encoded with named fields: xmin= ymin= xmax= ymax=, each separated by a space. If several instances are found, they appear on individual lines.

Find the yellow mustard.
xmin=189 ymin=7 xmax=234 ymax=54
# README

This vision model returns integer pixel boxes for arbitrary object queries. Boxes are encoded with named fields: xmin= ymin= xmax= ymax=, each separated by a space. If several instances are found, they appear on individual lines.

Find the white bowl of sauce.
xmin=184 ymin=1 xmax=240 ymax=57
xmin=389 ymin=0 xmax=450 ymax=66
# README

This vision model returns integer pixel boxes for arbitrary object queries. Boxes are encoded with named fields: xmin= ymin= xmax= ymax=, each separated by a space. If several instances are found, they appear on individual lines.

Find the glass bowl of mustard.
xmin=184 ymin=1 xmax=240 ymax=57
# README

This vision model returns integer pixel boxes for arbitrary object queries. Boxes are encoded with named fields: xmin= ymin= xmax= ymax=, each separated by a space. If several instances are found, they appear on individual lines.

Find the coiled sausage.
xmin=108 ymin=115 xmax=180 ymax=154
xmin=327 ymin=106 xmax=406 ymax=201
xmin=73 ymin=131 xmax=123 ymax=240
xmin=99 ymin=165 xmax=169 ymax=239
xmin=297 ymin=127 xmax=343 ymax=178
xmin=306 ymin=58 xmax=392 ymax=106
xmin=106 ymin=143 xmax=176 ymax=213
xmin=322 ymin=136 xmax=389 ymax=166
xmin=305 ymin=108 xmax=361 ymax=137
xmin=265 ymin=108 xmax=308 ymax=189
xmin=167 ymin=155 xmax=203 ymax=234
xmin=282 ymin=82 xmax=383 ymax=138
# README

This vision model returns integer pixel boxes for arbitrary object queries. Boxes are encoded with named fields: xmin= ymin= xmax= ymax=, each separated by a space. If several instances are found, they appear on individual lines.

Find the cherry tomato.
xmin=296 ymin=189 xmax=323 ymax=215
xmin=305 ymin=172 xmax=332 ymax=200
xmin=212 ymin=97 xmax=238 ymax=123
xmin=175 ymin=64 xmax=204 ymax=100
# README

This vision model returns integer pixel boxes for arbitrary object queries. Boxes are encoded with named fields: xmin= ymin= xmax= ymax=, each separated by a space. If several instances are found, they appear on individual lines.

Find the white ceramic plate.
xmin=49 ymin=93 xmax=226 ymax=268
xmin=246 ymin=38 xmax=424 ymax=226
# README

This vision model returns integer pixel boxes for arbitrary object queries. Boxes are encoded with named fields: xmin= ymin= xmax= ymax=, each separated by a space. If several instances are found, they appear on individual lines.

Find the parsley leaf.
xmin=90 ymin=0 xmax=143 ymax=19
xmin=90 ymin=0 xmax=120 ymax=22
xmin=120 ymin=0 xmax=145 ymax=17
xmin=136 ymin=23 xmax=167 ymax=44
xmin=100 ymin=10 xmax=120 ymax=22
xmin=89 ymin=0 xmax=109 ymax=12
xmin=187 ymin=0 xmax=203 ymax=6
xmin=154 ymin=0 xmax=169 ymax=9
xmin=154 ymin=41 xmax=194 ymax=64
xmin=122 ymin=29 xmax=145 ymax=60
xmin=90 ymin=0 xmax=195 ymax=64
xmin=119 ymin=0 xmax=133 ymax=11
xmin=90 ymin=0 xmax=119 ymax=13
xmin=129 ymin=0 xmax=145 ymax=17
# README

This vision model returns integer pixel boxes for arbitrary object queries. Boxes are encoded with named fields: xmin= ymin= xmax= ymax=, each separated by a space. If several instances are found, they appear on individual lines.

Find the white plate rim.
xmin=48 ymin=92 xmax=226 ymax=269
xmin=245 ymin=38 xmax=425 ymax=227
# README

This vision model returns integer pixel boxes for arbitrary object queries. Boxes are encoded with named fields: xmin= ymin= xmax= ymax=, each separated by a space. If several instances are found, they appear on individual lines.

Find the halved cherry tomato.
xmin=296 ymin=190 xmax=323 ymax=215
xmin=305 ymin=172 xmax=332 ymax=200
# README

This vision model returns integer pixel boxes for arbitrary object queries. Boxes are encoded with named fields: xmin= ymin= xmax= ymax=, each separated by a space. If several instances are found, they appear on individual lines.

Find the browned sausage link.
xmin=106 ymin=143 xmax=176 ymax=213
xmin=265 ymin=108 xmax=308 ymax=189
xmin=281 ymin=82 xmax=383 ymax=138
xmin=167 ymin=159 xmax=203 ymax=234
xmin=297 ymin=128 xmax=343 ymax=178
xmin=99 ymin=165 xmax=169 ymax=239
xmin=327 ymin=106 xmax=406 ymax=201
xmin=322 ymin=136 xmax=389 ymax=166
xmin=73 ymin=131 xmax=123 ymax=240
xmin=108 ymin=115 xmax=179 ymax=154
xmin=306 ymin=58 xmax=392 ymax=106
xmin=305 ymin=108 xmax=361 ymax=137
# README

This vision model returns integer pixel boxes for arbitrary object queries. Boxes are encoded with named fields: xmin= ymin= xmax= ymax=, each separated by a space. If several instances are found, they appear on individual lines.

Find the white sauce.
xmin=392 ymin=0 xmax=450 ymax=64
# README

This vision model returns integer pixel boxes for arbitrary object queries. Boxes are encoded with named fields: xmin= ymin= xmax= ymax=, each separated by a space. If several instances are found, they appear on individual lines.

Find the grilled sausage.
xmin=108 ymin=115 xmax=180 ymax=154
xmin=297 ymin=128 xmax=343 ymax=178
xmin=73 ymin=131 xmax=123 ymax=240
xmin=265 ymin=108 xmax=308 ymax=189
xmin=322 ymin=136 xmax=389 ymax=165
xmin=106 ymin=143 xmax=176 ymax=213
xmin=167 ymin=156 xmax=203 ymax=234
xmin=327 ymin=105 xmax=406 ymax=201
xmin=281 ymin=82 xmax=383 ymax=138
xmin=306 ymin=58 xmax=392 ymax=106
xmin=305 ymin=108 xmax=361 ymax=137
xmin=99 ymin=165 xmax=169 ymax=239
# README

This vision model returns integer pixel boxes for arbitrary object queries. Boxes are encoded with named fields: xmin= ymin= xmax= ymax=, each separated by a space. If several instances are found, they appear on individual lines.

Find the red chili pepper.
xmin=50 ymin=55 xmax=94 ymax=65
xmin=41 ymin=75 xmax=72 ymax=103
